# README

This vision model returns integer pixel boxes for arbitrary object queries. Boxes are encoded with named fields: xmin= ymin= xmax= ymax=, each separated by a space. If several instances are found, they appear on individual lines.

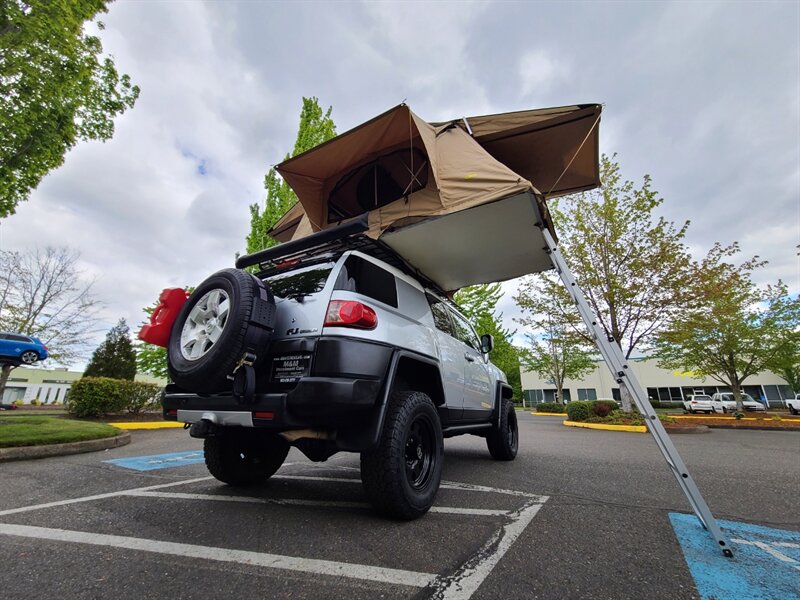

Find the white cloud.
xmin=518 ymin=50 xmax=566 ymax=98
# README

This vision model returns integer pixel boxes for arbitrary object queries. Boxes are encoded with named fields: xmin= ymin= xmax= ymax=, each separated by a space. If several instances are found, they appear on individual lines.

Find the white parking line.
xmin=124 ymin=490 xmax=511 ymax=517
xmin=430 ymin=500 xmax=546 ymax=599
xmin=273 ymin=474 xmax=549 ymax=502
xmin=0 ymin=477 xmax=214 ymax=517
xmin=0 ymin=523 xmax=436 ymax=588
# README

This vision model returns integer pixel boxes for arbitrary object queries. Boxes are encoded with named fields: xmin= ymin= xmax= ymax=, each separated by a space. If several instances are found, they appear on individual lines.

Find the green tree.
xmin=0 ymin=0 xmax=140 ymax=217
xmin=246 ymin=97 xmax=336 ymax=252
xmin=0 ymin=247 xmax=101 ymax=397
xmin=84 ymin=318 xmax=136 ymax=380
xmin=519 ymin=154 xmax=693 ymax=411
xmin=515 ymin=279 xmax=595 ymax=405
xmin=654 ymin=243 xmax=800 ymax=411
xmin=454 ymin=283 xmax=522 ymax=401
xmin=769 ymin=351 xmax=800 ymax=396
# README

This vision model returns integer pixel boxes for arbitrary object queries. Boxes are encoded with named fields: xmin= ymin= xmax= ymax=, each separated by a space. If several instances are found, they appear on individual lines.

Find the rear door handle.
xmin=464 ymin=353 xmax=475 ymax=362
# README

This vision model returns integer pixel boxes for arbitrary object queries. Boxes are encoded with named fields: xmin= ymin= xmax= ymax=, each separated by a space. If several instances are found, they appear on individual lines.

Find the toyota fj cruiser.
xmin=150 ymin=235 xmax=517 ymax=520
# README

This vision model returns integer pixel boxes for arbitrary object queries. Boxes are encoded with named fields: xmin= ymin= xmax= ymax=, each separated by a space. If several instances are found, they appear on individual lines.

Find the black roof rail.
xmin=236 ymin=217 xmax=369 ymax=270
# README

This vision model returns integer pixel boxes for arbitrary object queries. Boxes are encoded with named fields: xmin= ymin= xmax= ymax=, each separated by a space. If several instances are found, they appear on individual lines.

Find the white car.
xmin=683 ymin=394 xmax=713 ymax=414
xmin=787 ymin=394 xmax=800 ymax=416
xmin=710 ymin=392 xmax=767 ymax=414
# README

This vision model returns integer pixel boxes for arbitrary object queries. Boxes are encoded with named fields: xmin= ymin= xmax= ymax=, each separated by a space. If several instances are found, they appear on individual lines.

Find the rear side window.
xmin=427 ymin=295 xmax=454 ymax=335
xmin=334 ymin=255 xmax=398 ymax=307
xmin=7 ymin=334 xmax=30 ymax=342
xmin=266 ymin=266 xmax=333 ymax=300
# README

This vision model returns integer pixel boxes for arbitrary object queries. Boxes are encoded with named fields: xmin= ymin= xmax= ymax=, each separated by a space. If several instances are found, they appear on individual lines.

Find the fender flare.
xmin=492 ymin=381 xmax=514 ymax=429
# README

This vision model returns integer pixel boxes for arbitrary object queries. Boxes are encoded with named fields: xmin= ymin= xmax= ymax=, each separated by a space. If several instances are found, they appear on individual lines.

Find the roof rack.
xmin=236 ymin=216 xmax=447 ymax=296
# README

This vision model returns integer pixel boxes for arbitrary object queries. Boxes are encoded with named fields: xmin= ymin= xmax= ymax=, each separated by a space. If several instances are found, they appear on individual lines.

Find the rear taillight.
xmin=324 ymin=300 xmax=378 ymax=329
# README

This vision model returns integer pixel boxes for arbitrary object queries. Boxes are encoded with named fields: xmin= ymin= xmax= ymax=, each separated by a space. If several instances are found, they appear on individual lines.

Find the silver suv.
xmin=159 ymin=245 xmax=517 ymax=519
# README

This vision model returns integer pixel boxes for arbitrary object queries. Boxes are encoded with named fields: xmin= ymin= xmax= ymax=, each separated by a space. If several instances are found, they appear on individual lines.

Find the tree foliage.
xmin=515 ymin=278 xmax=595 ymax=404
xmin=83 ymin=318 xmax=136 ymax=380
xmin=0 ymin=0 xmax=140 ymax=217
xmin=654 ymin=243 xmax=800 ymax=410
xmin=0 ymin=247 xmax=101 ymax=396
xmin=518 ymin=154 xmax=693 ymax=411
xmin=246 ymin=97 xmax=336 ymax=253
xmin=454 ymin=283 xmax=522 ymax=400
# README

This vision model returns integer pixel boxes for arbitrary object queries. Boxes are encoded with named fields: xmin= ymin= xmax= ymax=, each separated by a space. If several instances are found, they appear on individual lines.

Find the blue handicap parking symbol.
xmin=670 ymin=512 xmax=800 ymax=600
xmin=104 ymin=451 xmax=205 ymax=472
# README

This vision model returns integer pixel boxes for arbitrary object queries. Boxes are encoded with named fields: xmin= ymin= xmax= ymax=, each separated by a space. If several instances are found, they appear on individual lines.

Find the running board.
xmin=542 ymin=228 xmax=733 ymax=557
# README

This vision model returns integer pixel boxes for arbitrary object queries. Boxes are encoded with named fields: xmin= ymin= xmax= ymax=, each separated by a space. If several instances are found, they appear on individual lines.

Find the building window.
xmin=577 ymin=388 xmax=597 ymax=401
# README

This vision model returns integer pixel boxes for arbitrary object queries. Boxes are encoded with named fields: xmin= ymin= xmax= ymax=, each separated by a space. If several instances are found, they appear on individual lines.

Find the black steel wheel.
xmin=487 ymin=398 xmax=518 ymax=461
xmin=360 ymin=391 xmax=443 ymax=520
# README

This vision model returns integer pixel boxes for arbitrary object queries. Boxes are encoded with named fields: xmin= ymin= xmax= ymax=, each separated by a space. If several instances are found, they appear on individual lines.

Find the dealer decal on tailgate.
xmin=271 ymin=354 xmax=311 ymax=383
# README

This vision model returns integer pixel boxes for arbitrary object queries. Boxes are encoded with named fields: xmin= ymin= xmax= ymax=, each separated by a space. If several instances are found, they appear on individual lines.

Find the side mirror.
xmin=480 ymin=334 xmax=494 ymax=354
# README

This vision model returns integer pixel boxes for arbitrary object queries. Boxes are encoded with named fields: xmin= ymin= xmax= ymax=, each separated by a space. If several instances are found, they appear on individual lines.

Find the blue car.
xmin=0 ymin=332 xmax=48 ymax=365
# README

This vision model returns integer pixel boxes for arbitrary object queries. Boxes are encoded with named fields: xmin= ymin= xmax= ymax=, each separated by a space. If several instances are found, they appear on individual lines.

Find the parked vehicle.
xmin=0 ymin=332 xmax=48 ymax=365
xmin=710 ymin=392 xmax=766 ymax=414
xmin=683 ymin=394 xmax=713 ymax=414
xmin=144 ymin=247 xmax=517 ymax=520
xmin=787 ymin=394 xmax=800 ymax=416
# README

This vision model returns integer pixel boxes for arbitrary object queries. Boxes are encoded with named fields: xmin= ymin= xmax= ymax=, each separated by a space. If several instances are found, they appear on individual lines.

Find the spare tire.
xmin=167 ymin=268 xmax=276 ymax=393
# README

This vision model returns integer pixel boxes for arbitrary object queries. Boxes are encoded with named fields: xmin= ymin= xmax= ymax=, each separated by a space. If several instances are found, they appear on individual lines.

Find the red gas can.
xmin=138 ymin=288 xmax=189 ymax=348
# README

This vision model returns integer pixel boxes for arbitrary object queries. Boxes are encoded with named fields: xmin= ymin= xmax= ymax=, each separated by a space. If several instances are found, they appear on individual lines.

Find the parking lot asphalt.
xmin=0 ymin=413 xmax=797 ymax=599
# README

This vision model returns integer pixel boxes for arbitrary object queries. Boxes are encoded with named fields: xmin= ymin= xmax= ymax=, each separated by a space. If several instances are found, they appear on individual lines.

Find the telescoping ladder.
xmin=542 ymin=229 xmax=733 ymax=557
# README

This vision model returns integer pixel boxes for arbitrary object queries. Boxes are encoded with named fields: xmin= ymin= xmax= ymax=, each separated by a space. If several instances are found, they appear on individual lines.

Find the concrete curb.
xmin=0 ymin=431 xmax=130 ymax=462
xmin=109 ymin=422 xmax=183 ymax=430
xmin=663 ymin=425 xmax=711 ymax=434
xmin=563 ymin=420 xmax=646 ymax=433
xmin=531 ymin=412 xmax=568 ymax=417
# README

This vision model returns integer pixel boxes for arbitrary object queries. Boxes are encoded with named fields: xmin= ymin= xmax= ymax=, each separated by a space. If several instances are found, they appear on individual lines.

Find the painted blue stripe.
xmin=104 ymin=451 xmax=205 ymax=472
xmin=670 ymin=512 xmax=800 ymax=600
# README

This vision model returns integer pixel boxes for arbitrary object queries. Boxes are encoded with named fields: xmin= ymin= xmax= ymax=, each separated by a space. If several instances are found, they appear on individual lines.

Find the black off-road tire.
xmin=204 ymin=432 xmax=289 ymax=486
xmin=487 ymin=398 xmax=518 ymax=461
xmin=360 ymin=391 xmax=443 ymax=520
xmin=789 ymin=405 xmax=798 ymax=416
xmin=167 ymin=268 xmax=275 ymax=392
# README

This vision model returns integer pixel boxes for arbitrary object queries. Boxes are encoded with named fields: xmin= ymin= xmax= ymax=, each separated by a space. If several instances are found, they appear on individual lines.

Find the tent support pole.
xmin=542 ymin=228 xmax=733 ymax=557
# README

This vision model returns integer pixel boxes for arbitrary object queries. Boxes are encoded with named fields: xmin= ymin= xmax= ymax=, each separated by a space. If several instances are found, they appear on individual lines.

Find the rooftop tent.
xmin=267 ymin=103 xmax=602 ymax=291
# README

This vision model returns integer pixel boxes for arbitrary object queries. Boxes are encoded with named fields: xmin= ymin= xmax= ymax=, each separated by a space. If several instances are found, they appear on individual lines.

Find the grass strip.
xmin=0 ymin=416 xmax=119 ymax=448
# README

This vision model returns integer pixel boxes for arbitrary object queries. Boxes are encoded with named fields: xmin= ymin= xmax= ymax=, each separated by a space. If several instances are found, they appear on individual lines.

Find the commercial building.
xmin=1 ymin=367 xmax=165 ymax=404
xmin=521 ymin=358 xmax=795 ymax=408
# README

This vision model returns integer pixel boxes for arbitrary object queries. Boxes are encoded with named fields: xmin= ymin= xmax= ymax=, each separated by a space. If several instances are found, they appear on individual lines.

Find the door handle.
xmin=464 ymin=353 xmax=475 ymax=362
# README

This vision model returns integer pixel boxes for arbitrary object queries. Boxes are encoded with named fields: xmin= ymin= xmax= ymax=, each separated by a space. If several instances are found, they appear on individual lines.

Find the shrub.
xmin=566 ymin=401 xmax=591 ymax=422
xmin=592 ymin=400 xmax=618 ymax=417
xmin=648 ymin=399 xmax=661 ymax=408
xmin=535 ymin=402 xmax=565 ymax=413
xmin=12 ymin=399 xmax=23 ymax=407
xmin=68 ymin=378 xmax=164 ymax=417
xmin=592 ymin=402 xmax=613 ymax=418
xmin=734 ymin=411 xmax=745 ymax=420
xmin=29 ymin=398 xmax=41 ymax=406
xmin=121 ymin=381 xmax=162 ymax=414
xmin=68 ymin=377 xmax=127 ymax=417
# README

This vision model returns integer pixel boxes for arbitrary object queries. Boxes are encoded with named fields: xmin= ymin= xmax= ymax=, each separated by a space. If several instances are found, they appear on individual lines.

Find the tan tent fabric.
xmin=442 ymin=104 xmax=602 ymax=198
xmin=277 ymin=105 xmax=439 ymax=231
xmin=366 ymin=124 xmax=534 ymax=239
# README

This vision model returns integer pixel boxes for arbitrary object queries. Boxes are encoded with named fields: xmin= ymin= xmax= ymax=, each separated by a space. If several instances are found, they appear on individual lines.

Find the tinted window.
xmin=266 ymin=266 xmax=332 ymax=300
xmin=448 ymin=309 xmax=480 ymax=350
xmin=427 ymin=295 xmax=454 ymax=335
xmin=7 ymin=334 xmax=30 ymax=342
xmin=334 ymin=256 xmax=397 ymax=307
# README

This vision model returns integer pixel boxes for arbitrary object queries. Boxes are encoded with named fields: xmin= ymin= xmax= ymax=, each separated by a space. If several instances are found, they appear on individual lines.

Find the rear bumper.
xmin=164 ymin=376 xmax=382 ymax=428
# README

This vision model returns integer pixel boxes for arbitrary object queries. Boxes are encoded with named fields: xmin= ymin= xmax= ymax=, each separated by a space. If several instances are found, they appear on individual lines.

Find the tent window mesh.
xmin=327 ymin=148 xmax=428 ymax=222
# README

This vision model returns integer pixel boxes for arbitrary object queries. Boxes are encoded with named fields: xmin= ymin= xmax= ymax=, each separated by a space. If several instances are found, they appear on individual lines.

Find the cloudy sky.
xmin=3 ymin=0 xmax=799 ymax=367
